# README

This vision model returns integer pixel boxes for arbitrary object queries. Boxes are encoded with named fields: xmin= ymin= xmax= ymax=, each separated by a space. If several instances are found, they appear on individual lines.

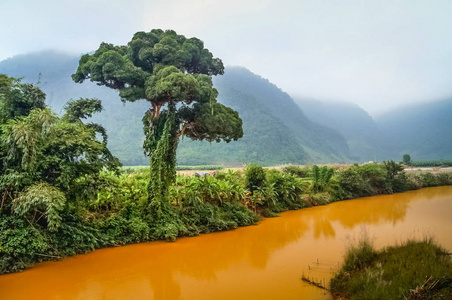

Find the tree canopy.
xmin=72 ymin=29 xmax=243 ymax=210
xmin=0 ymin=75 xmax=120 ymax=206
xmin=0 ymin=74 xmax=46 ymax=124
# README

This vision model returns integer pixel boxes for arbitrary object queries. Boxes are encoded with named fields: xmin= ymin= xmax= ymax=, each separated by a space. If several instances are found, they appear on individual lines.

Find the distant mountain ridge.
xmin=375 ymin=99 xmax=452 ymax=161
xmin=294 ymin=98 xmax=387 ymax=161
xmin=2 ymin=50 xmax=450 ymax=164
xmin=294 ymin=97 xmax=452 ymax=161
xmin=0 ymin=51 xmax=351 ymax=166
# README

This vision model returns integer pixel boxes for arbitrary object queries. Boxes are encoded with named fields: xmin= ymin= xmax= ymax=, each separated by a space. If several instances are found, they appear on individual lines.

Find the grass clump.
xmin=331 ymin=238 xmax=452 ymax=300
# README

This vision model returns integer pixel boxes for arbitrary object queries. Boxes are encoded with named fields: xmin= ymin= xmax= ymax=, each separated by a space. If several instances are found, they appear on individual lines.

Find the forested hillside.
xmin=294 ymin=98 xmax=452 ymax=162
xmin=0 ymin=51 xmax=351 ymax=166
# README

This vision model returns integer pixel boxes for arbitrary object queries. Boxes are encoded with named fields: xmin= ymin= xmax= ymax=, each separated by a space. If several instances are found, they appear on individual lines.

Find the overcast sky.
xmin=1 ymin=0 xmax=452 ymax=115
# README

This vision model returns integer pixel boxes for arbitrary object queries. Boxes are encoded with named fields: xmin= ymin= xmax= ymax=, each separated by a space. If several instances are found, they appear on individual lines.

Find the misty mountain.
xmin=294 ymin=98 xmax=452 ymax=162
xmin=374 ymin=99 xmax=452 ymax=161
xmin=294 ymin=99 xmax=387 ymax=162
xmin=0 ymin=51 xmax=351 ymax=166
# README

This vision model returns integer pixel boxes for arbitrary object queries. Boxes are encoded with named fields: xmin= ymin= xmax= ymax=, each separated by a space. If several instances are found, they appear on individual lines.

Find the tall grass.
xmin=330 ymin=238 xmax=452 ymax=300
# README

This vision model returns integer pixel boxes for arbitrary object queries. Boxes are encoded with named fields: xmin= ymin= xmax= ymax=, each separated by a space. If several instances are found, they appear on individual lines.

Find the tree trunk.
xmin=147 ymin=103 xmax=178 ymax=215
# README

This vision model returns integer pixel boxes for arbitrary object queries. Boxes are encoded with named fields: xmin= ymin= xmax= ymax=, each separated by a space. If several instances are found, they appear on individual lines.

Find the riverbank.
xmin=1 ymin=185 xmax=452 ymax=300
xmin=1 ymin=162 xmax=452 ymax=274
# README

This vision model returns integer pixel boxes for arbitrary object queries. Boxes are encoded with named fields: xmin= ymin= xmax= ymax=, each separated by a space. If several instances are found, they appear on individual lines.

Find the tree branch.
xmin=178 ymin=122 xmax=194 ymax=138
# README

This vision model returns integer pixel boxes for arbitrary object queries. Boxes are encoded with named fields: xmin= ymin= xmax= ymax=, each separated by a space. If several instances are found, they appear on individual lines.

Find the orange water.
xmin=1 ymin=186 xmax=452 ymax=300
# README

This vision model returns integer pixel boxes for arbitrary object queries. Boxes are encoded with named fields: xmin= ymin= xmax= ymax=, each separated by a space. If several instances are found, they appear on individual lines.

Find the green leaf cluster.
xmin=13 ymin=183 xmax=66 ymax=232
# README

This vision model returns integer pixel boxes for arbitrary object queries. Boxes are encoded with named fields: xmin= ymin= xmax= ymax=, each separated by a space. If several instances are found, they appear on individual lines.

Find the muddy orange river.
xmin=1 ymin=186 xmax=452 ymax=300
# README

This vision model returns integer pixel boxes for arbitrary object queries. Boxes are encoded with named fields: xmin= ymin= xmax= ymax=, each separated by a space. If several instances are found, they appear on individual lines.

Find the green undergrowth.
xmin=1 ymin=163 xmax=452 ymax=274
xmin=330 ymin=238 xmax=452 ymax=300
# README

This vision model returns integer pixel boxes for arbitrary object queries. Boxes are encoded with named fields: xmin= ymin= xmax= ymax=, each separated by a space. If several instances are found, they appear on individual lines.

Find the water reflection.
xmin=0 ymin=186 xmax=451 ymax=300
xmin=305 ymin=186 xmax=450 ymax=239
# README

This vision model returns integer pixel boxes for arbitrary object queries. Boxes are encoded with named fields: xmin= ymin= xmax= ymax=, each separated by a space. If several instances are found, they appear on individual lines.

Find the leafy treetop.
xmin=72 ymin=29 xmax=242 ymax=144
xmin=0 ymin=74 xmax=46 ymax=124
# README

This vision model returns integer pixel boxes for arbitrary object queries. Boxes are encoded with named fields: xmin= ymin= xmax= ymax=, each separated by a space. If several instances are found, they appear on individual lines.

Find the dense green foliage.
xmin=0 ymin=75 xmax=121 ymax=272
xmin=331 ymin=238 xmax=452 ymax=299
xmin=337 ymin=162 xmax=409 ymax=199
xmin=245 ymin=163 xmax=266 ymax=194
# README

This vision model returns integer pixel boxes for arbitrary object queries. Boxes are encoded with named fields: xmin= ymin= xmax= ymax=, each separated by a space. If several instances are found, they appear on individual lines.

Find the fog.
xmin=1 ymin=0 xmax=452 ymax=115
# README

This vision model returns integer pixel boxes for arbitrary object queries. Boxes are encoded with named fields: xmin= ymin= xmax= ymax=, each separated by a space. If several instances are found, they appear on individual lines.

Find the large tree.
xmin=72 ymin=29 xmax=243 ymax=213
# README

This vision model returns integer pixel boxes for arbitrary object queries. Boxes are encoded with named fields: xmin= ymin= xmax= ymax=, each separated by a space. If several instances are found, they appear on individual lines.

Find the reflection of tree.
xmin=303 ymin=186 xmax=450 ymax=241
xmin=312 ymin=217 xmax=336 ymax=238
xmin=1 ymin=187 xmax=450 ymax=299
xmin=148 ymin=269 xmax=181 ymax=300
xmin=325 ymin=193 xmax=409 ymax=228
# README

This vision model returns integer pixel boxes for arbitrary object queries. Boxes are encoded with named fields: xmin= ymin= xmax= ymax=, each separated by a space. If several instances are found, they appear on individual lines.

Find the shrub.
xmin=265 ymin=170 xmax=307 ymax=211
xmin=436 ymin=172 xmax=452 ymax=186
xmin=245 ymin=163 xmax=266 ymax=194
xmin=282 ymin=165 xmax=310 ymax=178
xmin=95 ymin=206 xmax=150 ymax=245
xmin=0 ymin=215 xmax=50 ymax=273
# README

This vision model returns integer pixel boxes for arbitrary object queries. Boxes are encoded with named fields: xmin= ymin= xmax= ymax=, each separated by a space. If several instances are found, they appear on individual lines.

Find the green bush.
xmin=338 ymin=164 xmax=378 ymax=199
xmin=282 ymin=165 xmax=310 ymax=178
xmin=436 ymin=172 xmax=452 ymax=186
xmin=406 ymin=171 xmax=452 ymax=190
xmin=53 ymin=216 xmax=101 ymax=255
xmin=265 ymin=170 xmax=307 ymax=211
xmin=95 ymin=206 xmax=150 ymax=245
xmin=0 ymin=215 xmax=50 ymax=273
xmin=245 ymin=163 xmax=266 ymax=194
